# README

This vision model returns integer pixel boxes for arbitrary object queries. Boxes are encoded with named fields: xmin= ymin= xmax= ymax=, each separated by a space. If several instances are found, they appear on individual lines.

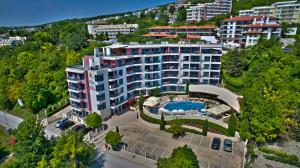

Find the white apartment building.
xmin=239 ymin=6 xmax=275 ymax=16
xmin=272 ymin=1 xmax=300 ymax=23
xmin=221 ymin=16 xmax=282 ymax=47
xmin=187 ymin=0 xmax=232 ymax=22
xmin=66 ymin=43 xmax=222 ymax=123
xmin=238 ymin=1 xmax=300 ymax=23
xmin=87 ymin=23 xmax=139 ymax=39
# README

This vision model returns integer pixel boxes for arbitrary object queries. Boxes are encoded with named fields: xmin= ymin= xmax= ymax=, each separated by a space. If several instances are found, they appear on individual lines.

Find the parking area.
xmin=119 ymin=124 xmax=243 ymax=168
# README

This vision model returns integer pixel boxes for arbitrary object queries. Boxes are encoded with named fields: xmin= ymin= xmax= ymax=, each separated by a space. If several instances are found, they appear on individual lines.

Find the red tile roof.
xmin=223 ymin=16 xmax=278 ymax=22
xmin=186 ymin=34 xmax=201 ymax=39
xmin=241 ymin=23 xmax=281 ymax=28
xmin=143 ymin=33 xmax=178 ymax=38
xmin=243 ymin=30 xmax=262 ymax=34
xmin=148 ymin=25 xmax=215 ymax=30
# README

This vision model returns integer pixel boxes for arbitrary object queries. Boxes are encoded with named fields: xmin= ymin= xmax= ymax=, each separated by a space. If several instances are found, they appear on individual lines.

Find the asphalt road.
xmin=0 ymin=110 xmax=23 ymax=129
xmin=90 ymin=151 xmax=148 ymax=168
xmin=0 ymin=109 xmax=58 ymax=137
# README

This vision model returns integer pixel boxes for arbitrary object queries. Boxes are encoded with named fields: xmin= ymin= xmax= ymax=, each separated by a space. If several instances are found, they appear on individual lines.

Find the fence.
xmin=37 ymin=98 xmax=70 ymax=123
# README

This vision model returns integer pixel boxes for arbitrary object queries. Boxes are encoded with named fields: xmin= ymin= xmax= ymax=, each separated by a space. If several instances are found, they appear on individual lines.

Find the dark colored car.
xmin=59 ymin=121 xmax=75 ymax=130
xmin=224 ymin=139 xmax=233 ymax=152
xmin=211 ymin=137 xmax=221 ymax=150
xmin=71 ymin=125 xmax=92 ymax=135
xmin=55 ymin=118 xmax=68 ymax=128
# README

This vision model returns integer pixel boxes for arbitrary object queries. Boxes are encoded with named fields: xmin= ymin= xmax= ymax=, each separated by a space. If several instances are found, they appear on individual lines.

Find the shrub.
xmin=85 ymin=113 xmax=102 ymax=128
xmin=202 ymin=119 xmax=208 ymax=136
xmin=228 ymin=114 xmax=237 ymax=137
xmin=167 ymin=124 xmax=185 ymax=138
xmin=105 ymin=131 xmax=122 ymax=146
xmin=160 ymin=113 xmax=166 ymax=130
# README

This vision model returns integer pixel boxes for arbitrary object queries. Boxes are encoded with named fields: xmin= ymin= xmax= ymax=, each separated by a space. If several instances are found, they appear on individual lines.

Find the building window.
xmin=97 ymin=103 xmax=106 ymax=110
xmin=203 ymin=72 xmax=209 ymax=77
xmin=95 ymin=74 xmax=104 ymax=82
xmin=183 ymin=64 xmax=189 ymax=69
xmin=96 ymin=84 xmax=105 ymax=91
xmin=204 ymin=64 xmax=210 ymax=69
xmin=204 ymin=56 xmax=210 ymax=62
xmin=96 ymin=94 xmax=105 ymax=101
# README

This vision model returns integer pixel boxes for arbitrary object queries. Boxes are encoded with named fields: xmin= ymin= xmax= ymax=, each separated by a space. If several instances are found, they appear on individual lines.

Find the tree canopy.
xmin=222 ymin=38 xmax=300 ymax=142
xmin=85 ymin=113 xmax=102 ymax=128
xmin=105 ymin=131 xmax=122 ymax=146
xmin=157 ymin=145 xmax=198 ymax=168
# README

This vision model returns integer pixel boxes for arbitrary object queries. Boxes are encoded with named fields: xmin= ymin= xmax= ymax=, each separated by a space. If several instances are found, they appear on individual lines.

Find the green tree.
xmin=169 ymin=5 xmax=176 ymax=14
xmin=160 ymin=113 xmax=166 ymax=130
xmin=85 ymin=113 xmax=102 ymax=128
xmin=177 ymin=7 xmax=187 ymax=22
xmin=240 ymin=119 xmax=250 ymax=141
xmin=202 ymin=119 xmax=208 ymax=136
xmin=185 ymin=82 xmax=189 ymax=94
xmin=157 ymin=145 xmax=198 ymax=168
xmin=13 ymin=118 xmax=51 ymax=167
xmin=168 ymin=124 xmax=185 ymax=138
xmin=105 ymin=131 xmax=122 ymax=146
xmin=149 ymin=87 xmax=160 ymax=97
xmin=139 ymin=94 xmax=144 ymax=112
xmin=116 ymin=126 xmax=119 ymax=133
xmin=228 ymin=114 xmax=238 ymax=137
xmin=49 ymin=132 xmax=96 ymax=168
xmin=0 ymin=143 xmax=9 ymax=161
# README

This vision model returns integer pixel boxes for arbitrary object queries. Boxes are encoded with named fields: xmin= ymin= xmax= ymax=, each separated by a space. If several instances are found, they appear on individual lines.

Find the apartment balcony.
xmin=190 ymin=67 xmax=200 ymax=70
xmin=110 ymin=83 xmax=122 ymax=89
xmin=190 ymin=59 xmax=201 ymax=62
xmin=210 ymin=75 xmax=220 ymax=78
xmin=162 ymin=66 xmax=178 ymax=70
xmin=145 ymin=76 xmax=160 ymax=80
xmin=162 ymin=74 xmax=178 ymax=78
xmin=145 ymin=68 xmax=160 ymax=72
xmin=145 ymin=83 xmax=160 ymax=88
xmin=67 ymin=76 xmax=83 ymax=83
xmin=70 ymin=104 xmax=85 ymax=111
xmin=127 ymin=77 xmax=142 ymax=83
xmin=145 ymin=59 xmax=161 ymax=64
xmin=127 ymin=69 xmax=142 ymax=74
xmin=110 ymin=91 xmax=124 ymax=98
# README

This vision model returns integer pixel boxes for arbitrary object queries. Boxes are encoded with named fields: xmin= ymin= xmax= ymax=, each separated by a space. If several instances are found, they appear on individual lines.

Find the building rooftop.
xmin=189 ymin=84 xmax=242 ymax=113
xmin=241 ymin=23 xmax=281 ymax=28
xmin=223 ymin=16 xmax=277 ymax=21
xmin=148 ymin=25 xmax=216 ymax=30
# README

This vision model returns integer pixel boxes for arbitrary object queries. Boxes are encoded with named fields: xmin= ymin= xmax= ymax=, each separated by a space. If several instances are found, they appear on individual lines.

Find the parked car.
xmin=55 ymin=118 xmax=68 ymax=128
xmin=71 ymin=125 xmax=92 ymax=135
xmin=223 ymin=139 xmax=232 ymax=152
xmin=211 ymin=137 xmax=221 ymax=150
xmin=59 ymin=121 xmax=75 ymax=130
xmin=71 ymin=124 xmax=85 ymax=131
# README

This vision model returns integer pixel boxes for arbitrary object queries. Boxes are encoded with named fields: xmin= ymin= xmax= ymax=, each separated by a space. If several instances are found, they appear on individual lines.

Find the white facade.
xmin=221 ymin=16 xmax=282 ymax=47
xmin=238 ymin=1 xmax=300 ymax=23
xmin=66 ymin=43 xmax=223 ymax=121
xmin=187 ymin=0 xmax=232 ymax=22
xmin=87 ymin=23 xmax=139 ymax=39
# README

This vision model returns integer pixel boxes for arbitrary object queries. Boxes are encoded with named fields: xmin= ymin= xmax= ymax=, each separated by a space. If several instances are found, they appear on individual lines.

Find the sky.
xmin=0 ymin=0 xmax=174 ymax=27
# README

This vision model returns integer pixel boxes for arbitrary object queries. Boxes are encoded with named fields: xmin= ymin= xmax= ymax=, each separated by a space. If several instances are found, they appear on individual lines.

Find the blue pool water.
xmin=164 ymin=101 xmax=206 ymax=113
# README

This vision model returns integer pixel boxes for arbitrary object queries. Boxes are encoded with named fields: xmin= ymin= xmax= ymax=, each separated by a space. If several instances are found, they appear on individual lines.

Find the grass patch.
xmin=259 ymin=146 xmax=298 ymax=161
xmin=7 ymin=104 xmax=34 ymax=119
xmin=139 ymin=110 xmax=228 ymax=136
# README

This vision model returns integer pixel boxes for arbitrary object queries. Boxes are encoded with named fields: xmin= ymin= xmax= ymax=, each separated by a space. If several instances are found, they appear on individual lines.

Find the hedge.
xmin=139 ymin=110 xmax=228 ymax=136
xmin=167 ymin=119 xmax=228 ymax=136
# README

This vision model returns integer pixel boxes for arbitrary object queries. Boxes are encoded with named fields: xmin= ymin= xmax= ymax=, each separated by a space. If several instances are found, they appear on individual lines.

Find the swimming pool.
xmin=164 ymin=101 xmax=206 ymax=113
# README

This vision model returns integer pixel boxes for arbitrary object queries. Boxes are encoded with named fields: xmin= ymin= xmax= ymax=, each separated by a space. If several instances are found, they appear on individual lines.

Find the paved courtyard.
xmin=118 ymin=123 xmax=244 ymax=168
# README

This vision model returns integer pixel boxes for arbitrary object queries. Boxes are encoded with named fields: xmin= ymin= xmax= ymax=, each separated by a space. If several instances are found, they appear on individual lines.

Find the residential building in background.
xmin=0 ymin=36 xmax=26 ymax=47
xmin=187 ymin=0 xmax=232 ymax=22
xmin=66 ymin=43 xmax=222 ymax=123
xmin=87 ymin=22 xmax=139 ymax=39
xmin=221 ymin=16 xmax=282 ymax=47
xmin=238 ymin=1 xmax=300 ymax=23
